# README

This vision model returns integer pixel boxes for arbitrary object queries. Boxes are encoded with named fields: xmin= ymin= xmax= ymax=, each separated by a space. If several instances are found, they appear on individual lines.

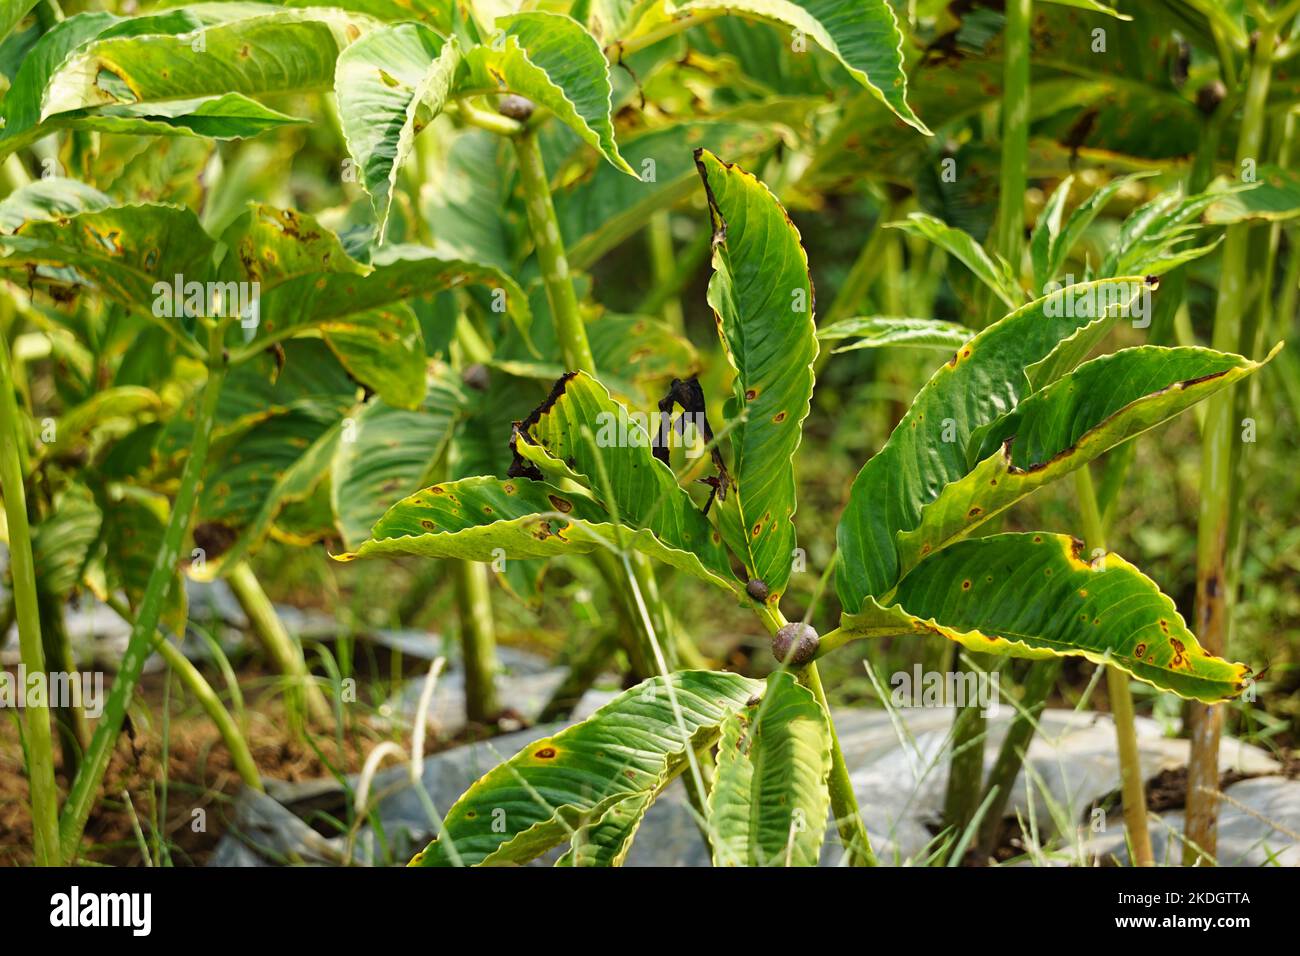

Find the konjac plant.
xmin=0 ymin=0 xmax=1296 ymax=868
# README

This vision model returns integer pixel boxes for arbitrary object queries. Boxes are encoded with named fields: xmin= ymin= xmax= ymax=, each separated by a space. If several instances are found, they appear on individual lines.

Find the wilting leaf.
xmin=220 ymin=206 xmax=526 ymax=408
xmin=836 ymin=533 xmax=1251 ymax=703
xmin=0 ymin=177 xmax=111 ymax=233
xmin=0 ymin=204 xmax=216 ymax=343
xmin=555 ymin=791 xmax=656 ymax=867
xmin=336 ymin=23 xmax=460 ymax=240
xmin=511 ymin=370 xmax=733 ymax=582
xmin=671 ymin=0 xmax=929 ymax=133
xmin=462 ymin=12 xmax=633 ymax=174
xmin=410 ymin=670 xmax=759 ymax=866
xmin=708 ymin=670 xmax=830 ymax=866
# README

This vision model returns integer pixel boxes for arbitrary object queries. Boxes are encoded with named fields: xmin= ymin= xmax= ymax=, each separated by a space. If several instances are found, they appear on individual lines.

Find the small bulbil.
xmin=745 ymin=578 xmax=770 ymax=602
xmin=772 ymin=622 xmax=818 ymax=667
xmin=497 ymin=94 xmax=535 ymax=121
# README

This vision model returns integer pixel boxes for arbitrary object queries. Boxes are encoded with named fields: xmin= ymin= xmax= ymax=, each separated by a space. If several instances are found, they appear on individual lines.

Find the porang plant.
xmin=349 ymin=151 xmax=1270 ymax=867
xmin=0 ymin=0 xmax=1294 ymax=868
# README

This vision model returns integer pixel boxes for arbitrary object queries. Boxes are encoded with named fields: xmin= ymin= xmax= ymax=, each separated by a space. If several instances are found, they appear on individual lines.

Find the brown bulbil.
xmin=498 ymin=94 xmax=535 ymax=121
xmin=746 ymin=578 xmax=770 ymax=602
xmin=461 ymin=363 xmax=490 ymax=391
xmin=1196 ymin=80 xmax=1226 ymax=116
xmin=772 ymin=622 xmax=819 ymax=667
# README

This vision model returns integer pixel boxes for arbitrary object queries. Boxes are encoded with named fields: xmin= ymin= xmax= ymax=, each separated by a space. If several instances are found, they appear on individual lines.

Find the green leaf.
xmin=896 ymin=345 xmax=1276 ymax=580
xmin=490 ymin=313 xmax=699 ymax=405
xmin=837 ymin=533 xmax=1251 ymax=703
xmin=697 ymin=148 xmax=815 ymax=598
xmin=708 ymin=670 xmax=830 ymax=866
xmin=817 ymin=316 xmax=971 ymax=354
xmin=0 ymin=10 xmax=119 ymax=153
xmin=1041 ymin=0 xmax=1130 ymax=18
xmin=330 ymin=367 xmax=464 ymax=550
xmin=335 ymin=23 xmax=460 ymax=241
xmin=0 ymin=0 xmax=38 ymax=46
xmin=52 ymin=385 xmax=160 ymax=450
xmin=836 ymin=277 xmax=1149 ymax=612
xmin=409 ymin=670 xmax=759 ymax=866
xmin=673 ymin=0 xmax=929 ymax=134
xmin=513 ymin=370 xmax=734 ymax=582
xmin=888 ymin=213 xmax=1023 ymax=309
xmin=1102 ymin=190 xmax=1226 ymax=277
xmin=464 ymin=12 xmax=632 ymax=174
xmin=343 ymin=474 xmax=734 ymax=589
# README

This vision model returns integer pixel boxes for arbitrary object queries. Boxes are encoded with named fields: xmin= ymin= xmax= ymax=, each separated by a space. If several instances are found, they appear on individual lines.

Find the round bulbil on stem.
xmin=772 ymin=622 xmax=819 ymax=667
xmin=1196 ymin=80 xmax=1226 ymax=116
xmin=461 ymin=363 xmax=490 ymax=391
xmin=498 ymin=94 xmax=535 ymax=122
xmin=745 ymin=578 xmax=770 ymax=602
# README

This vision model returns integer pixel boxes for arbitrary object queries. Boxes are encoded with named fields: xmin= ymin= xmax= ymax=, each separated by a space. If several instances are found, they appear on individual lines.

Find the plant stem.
xmin=1075 ymin=464 xmax=1154 ymax=865
xmin=514 ymin=129 xmax=594 ymax=372
xmin=977 ymin=658 xmax=1061 ymax=854
xmin=452 ymin=559 xmax=501 ymax=723
xmin=104 ymin=596 xmax=262 ymax=791
xmin=800 ymin=660 xmax=876 ymax=866
xmin=0 ymin=331 xmax=60 ymax=866
xmin=227 ymin=560 xmax=332 ymax=726
xmin=647 ymin=210 xmax=684 ymax=332
xmin=59 ymin=351 xmax=227 ymax=862
xmin=37 ymin=588 xmax=89 ymax=777
xmin=994 ymin=0 xmax=1031 ymax=278
xmin=1186 ymin=20 xmax=1278 ymax=866
xmin=603 ymin=9 xmax=724 ymax=60
xmin=637 ymin=225 xmax=710 ymax=318
xmin=941 ymin=655 xmax=987 ymax=849
xmin=452 ymin=100 xmax=524 ymax=138
xmin=513 ymin=125 xmax=683 ymax=677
